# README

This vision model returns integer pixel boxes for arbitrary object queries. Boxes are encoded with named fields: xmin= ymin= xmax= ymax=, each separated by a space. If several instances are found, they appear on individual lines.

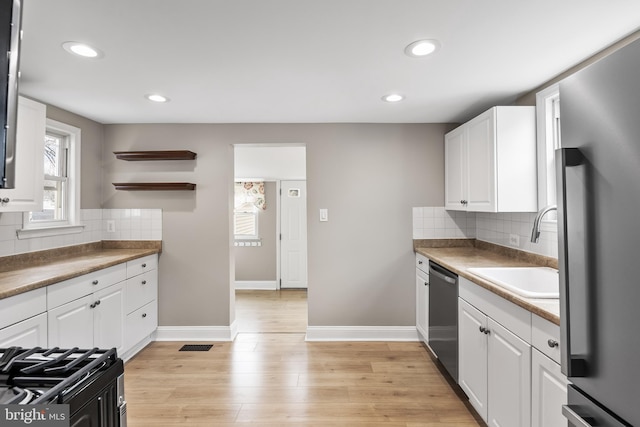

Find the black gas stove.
xmin=0 ymin=347 xmax=126 ymax=427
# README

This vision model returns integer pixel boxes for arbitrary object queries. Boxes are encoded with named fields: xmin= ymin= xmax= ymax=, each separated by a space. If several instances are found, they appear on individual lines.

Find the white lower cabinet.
xmin=459 ymin=298 xmax=531 ymax=426
xmin=0 ymin=313 xmax=48 ymax=348
xmin=457 ymin=276 xmax=568 ymax=427
xmin=93 ymin=282 xmax=125 ymax=352
xmin=532 ymin=348 xmax=568 ymax=427
xmin=43 ymin=254 xmax=158 ymax=360
xmin=48 ymin=295 xmax=94 ymax=349
xmin=487 ymin=318 xmax=531 ymax=427
xmin=48 ymin=281 xmax=125 ymax=353
xmin=416 ymin=254 xmax=429 ymax=342
xmin=459 ymin=298 xmax=489 ymax=419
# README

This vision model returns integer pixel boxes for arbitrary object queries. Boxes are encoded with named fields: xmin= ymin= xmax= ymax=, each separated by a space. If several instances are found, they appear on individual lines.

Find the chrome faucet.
xmin=530 ymin=204 xmax=557 ymax=243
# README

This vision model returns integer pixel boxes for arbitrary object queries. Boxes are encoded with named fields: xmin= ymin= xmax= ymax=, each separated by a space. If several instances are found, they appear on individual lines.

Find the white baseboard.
xmin=155 ymin=325 xmax=235 ymax=341
xmin=121 ymin=335 xmax=153 ymax=362
xmin=234 ymin=280 xmax=278 ymax=290
xmin=305 ymin=326 xmax=420 ymax=342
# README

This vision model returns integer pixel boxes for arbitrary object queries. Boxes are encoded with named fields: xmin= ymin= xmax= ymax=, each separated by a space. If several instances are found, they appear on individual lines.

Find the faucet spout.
xmin=530 ymin=204 xmax=557 ymax=243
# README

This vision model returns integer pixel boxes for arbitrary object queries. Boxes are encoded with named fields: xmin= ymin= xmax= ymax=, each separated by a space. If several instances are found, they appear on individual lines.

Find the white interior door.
xmin=280 ymin=180 xmax=308 ymax=288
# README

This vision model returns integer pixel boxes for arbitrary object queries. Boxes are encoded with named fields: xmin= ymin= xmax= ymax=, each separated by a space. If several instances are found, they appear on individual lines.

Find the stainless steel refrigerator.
xmin=558 ymin=37 xmax=640 ymax=427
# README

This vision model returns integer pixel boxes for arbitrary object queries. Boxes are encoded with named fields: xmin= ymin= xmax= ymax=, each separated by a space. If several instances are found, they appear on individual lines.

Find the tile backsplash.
xmin=413 ymin=207 xmax=558 ymax=258
xmin=0 ymin=208 xmax=162 ymax=257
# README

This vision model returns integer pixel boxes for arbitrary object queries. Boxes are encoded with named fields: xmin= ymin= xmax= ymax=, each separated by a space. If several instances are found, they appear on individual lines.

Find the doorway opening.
xmin=233 ymin=144 xmax=307 ymax=333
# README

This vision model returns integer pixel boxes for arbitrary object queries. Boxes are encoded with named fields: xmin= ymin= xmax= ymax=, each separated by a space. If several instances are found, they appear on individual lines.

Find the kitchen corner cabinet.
xmin=0 ymin=97 xmax=46 ymax=212
xmin=445 ymin=106 xmax=536 ymax=212
xmin=415 ymin=253 xmax=429 ymax=343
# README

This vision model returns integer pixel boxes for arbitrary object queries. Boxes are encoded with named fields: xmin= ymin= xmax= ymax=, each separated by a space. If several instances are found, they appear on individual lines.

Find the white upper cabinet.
xmin=445 ymin=106 xmax=537 ymax=212
xmin=0 ymin=97 xmax=46 ymax=212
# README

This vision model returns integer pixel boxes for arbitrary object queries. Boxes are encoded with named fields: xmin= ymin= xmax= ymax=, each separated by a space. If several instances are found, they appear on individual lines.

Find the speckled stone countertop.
xmin=415 ymin=239 xmax=560 ymax=325
xmin=0 ymin=241 xmax=161 ymax=300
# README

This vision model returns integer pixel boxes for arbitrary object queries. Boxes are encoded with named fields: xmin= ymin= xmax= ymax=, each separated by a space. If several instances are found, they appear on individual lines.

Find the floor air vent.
xmin=179 ymin=344 xmax=213 ymax=352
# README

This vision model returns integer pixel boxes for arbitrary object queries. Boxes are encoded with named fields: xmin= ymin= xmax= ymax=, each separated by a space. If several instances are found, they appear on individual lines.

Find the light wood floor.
xmin=124 ymin=290 xmax=483 ymax=426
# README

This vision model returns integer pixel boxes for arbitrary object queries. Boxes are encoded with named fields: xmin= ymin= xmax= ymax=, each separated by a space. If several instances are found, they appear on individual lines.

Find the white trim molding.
xmin=155 ymin=325 xmax=236 ymax=342
xmin=234 ymin=280 xmax=278 ymax=290
xmin=305 ymin=326 xmax=420 ymax=342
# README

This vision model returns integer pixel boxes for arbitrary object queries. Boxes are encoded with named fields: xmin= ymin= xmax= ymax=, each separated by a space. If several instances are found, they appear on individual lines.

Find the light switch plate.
xmin=107 ymin=220 xmax=116 ymax=233
xmin=319 ymin=209 xmax=328 ymax=222
xmin=509 ymin=233 xmax=520 ymax=247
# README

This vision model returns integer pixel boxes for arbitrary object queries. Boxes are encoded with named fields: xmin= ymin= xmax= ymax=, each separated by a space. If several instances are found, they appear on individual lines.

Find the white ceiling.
xmin=18 ymin=0 xmax=640 ymax=124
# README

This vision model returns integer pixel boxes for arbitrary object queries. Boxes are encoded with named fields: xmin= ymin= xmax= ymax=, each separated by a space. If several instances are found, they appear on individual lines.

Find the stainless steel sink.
xmin=467 ymin=267 xmax=559 ymax=299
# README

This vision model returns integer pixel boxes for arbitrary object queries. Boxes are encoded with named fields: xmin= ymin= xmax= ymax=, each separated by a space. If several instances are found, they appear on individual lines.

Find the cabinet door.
xmin=466 ymin=109 xmax=497 ymax=212
xmin=0 ymin=313 xmax=48 ymax=348
xmin=444 ymin=126 xmax=467 ymax=210
xmin=532 ymin=349 xmax=568 ymax=427
xmin=93 ymin=282 xmax=125 ymax=354
xmin=458 ymin=298 xmax=488 ymax=422
xmin=0 ymin=97 xmax=45 ymax=212
xmin=487 ymin=318 xmax=531 ymax=427
xmin=416 ymin=268 xmax=429 ymax=342
xmin=48 ymin=295 xmax=94 ymax=349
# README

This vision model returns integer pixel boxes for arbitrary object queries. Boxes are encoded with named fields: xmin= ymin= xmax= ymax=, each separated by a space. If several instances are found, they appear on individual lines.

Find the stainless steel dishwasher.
xmin=428 ymin=260 xmax=458 ymax=382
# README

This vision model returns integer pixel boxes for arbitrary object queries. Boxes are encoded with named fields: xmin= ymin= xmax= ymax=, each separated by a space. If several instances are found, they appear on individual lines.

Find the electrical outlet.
xmin=107 ymin=220 xmax=116 ymax=233
xmin=509 ymin=234 xmax=520 ymax=247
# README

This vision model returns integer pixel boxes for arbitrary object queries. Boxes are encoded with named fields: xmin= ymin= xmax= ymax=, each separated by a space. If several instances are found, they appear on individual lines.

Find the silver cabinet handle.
xmin=424 ymin=281 xmax=428 ymax=286
xmin=548 ymin=339 xmax=559 ymax=348
xmin=142 ymin=263 xmax=147 ymax=268
xmin=92 ymin=280 xmax=99 ymax=285
xmin=1 ymin=197 xmax=9 ymax=204
xmin=142 ymin=313 xmax=147 ymax=318
xmin=479 ymin=326 xmax=490 ymax=335
xmin=142 ymin=280 xmax=147 ymax=285
xmin=562 ymin=406 xmax=594 ymax=427
xmin=418 ymin=260 xmax=423 ymax=265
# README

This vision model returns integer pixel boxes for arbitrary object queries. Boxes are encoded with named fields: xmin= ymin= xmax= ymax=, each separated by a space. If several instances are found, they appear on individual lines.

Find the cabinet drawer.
xmin=126 ymin=255 xmax=157 ymax=278
xmin=124 ymin=270 xmax=158 ymax=314
xmin=532 ymin=314 xmax=561 ymax=364
xmin=0 ymin=313 xmax=48 ymax=348
xmin=47 ymin=264 xmax=126 ymax=309
xmin=0 ymin=288 xmax=47 ymax=330
xmin=125 ymin=300 xmax=157 ymax=349
xmin=416 ymin=253 xmax=429 ymax=274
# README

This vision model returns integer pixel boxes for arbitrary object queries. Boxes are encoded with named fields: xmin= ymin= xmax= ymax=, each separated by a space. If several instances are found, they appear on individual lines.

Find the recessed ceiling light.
xmin=382 ymin=94 xmax=404 ymax=103
xmin=146 ymin=94 xmax=170 ymax=103
xmin=62 ymin=41 xmax=103 ymax=59
xmin=404 ymin=39 xmax=440 ymax=57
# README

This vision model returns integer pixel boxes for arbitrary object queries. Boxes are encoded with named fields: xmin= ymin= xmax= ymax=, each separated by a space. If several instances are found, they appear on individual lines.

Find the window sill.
xmin=17 ymin=224 xmax=85 ymax=240
xmin=234 ymin=238 xmax=262 ymax=247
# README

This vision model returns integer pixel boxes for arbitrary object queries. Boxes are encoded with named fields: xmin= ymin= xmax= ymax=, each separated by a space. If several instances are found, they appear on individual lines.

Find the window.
xmin=536 ymin=84 xmax=561 ymax=223
xmin=234 ymin=181 xmax=265 ymax=240
xmin=19 ymin=119 xmax=82 ymax=238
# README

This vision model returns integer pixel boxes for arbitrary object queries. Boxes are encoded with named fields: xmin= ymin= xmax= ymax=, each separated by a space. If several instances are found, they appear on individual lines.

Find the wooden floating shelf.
xmin=114 ymin=150 xmax=197 ymax=161
xmin=112 ymin=182 xmax=196 ymax=191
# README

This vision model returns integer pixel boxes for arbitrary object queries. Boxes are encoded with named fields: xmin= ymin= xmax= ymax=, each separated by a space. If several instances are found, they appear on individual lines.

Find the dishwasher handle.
xmin=429 ymin=262 xmax=457 ymax=284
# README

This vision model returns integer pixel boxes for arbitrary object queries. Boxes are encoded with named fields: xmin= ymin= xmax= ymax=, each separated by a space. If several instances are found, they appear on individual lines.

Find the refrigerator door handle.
xmin=556 ymin=147 xmax=589 ymax=377
xmin=562 ymin=406 xmax=595 ymax=427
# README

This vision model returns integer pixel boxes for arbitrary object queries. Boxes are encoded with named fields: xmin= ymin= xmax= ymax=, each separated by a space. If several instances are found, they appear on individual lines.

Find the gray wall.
xmin=102 ymin=123 xmax=448 ymax=327
xmin=235 ymin=181 xmax=277 ymax=281
xmin=45 ymin=104 xmax=104 ymax=208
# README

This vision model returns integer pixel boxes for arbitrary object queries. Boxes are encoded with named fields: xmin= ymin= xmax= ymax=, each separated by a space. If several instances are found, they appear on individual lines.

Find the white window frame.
xmin=535 ymin=83 xmax=561 ymax=230
xmin=18 ymin=119 xmax=83 ymax=239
